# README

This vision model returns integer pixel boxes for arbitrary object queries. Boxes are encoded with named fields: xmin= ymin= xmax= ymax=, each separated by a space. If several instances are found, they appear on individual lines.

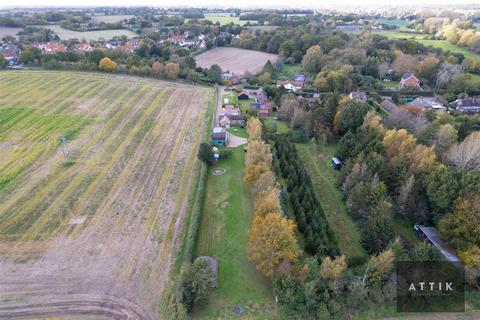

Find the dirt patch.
xmin=195 ymin=47 xmax=279 ymax=75
xmin=220 ymin=201 xmax=230 ymax=209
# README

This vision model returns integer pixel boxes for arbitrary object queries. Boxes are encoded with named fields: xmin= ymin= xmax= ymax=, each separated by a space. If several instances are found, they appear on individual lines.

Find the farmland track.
xmin=0 ymin=71 xmax=213 ymax=319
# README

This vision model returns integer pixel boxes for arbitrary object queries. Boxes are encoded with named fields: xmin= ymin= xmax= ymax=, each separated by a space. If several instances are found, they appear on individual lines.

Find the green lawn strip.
xmin=194 ymin=146 xmax=274 ymax=319
xmin=226 ymin=126 xmax=247 ymax=138
xmin=263 ymin=113 xmax=289 ymax=134
xmin=392 ymin=215 xmax=421 ymax=247
xmin=416 ymin=40 xmax=480 ymax=62
xmin=295 ymin=143 xmax=367 ymax=260
xmin=277 ymin=64 xmax=302 ymax=78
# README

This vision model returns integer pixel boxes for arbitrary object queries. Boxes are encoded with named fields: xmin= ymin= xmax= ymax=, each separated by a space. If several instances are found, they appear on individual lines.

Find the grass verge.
xmin=194 ymin=146 xmax=275 ymax=319
xmin=295 ymin=143 xmax=367 ymax=260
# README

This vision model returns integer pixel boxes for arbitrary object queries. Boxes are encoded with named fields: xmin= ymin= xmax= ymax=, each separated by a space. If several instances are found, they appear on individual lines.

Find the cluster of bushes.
xmin=272 ymin=136 xmax=339 ymax=257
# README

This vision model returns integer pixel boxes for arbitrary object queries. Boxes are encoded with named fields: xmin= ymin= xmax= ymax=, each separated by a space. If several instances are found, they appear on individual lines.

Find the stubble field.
xmin=0 ymin=70 xmax=213 ymax=319
xmin=195 ymin=47 xmax=279 ymax=75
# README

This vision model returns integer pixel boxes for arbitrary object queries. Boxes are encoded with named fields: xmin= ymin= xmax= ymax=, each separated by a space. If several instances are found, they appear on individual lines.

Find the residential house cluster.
xmin=277 ymin=74 xmax=305 ymax=92
xmin=0 ymin=42 xmax=19 ymax=65
xmin=168 ymin=32 xmax=209 ymax=48
xmin=35 ymin=41 xmax=67 ymax=54
xmin=221 ymin=71 xmax=241 ymax=85
xmin=248 ymin=88 xmax=272 ymax=118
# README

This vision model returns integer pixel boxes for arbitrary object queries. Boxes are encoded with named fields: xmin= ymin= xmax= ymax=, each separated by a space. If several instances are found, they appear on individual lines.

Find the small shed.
xmin=331 ymin=157 xmax=342 ymax=170
xmin=237 ymin=92 xmax=250 ymax=100
xmin=211 ymin=127 xmax=227 ymax=146
xmin=194 ymin=256 xmax=218 ymax=288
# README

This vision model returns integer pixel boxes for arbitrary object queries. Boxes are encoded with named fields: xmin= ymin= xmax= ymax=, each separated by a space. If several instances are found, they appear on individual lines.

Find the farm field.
xmin=195 ymin=146 xmax=274 ymax=319
xmin=296 ymin=143 xmax=366 ymax=260
xmin=195 ymin=47 xmax=279 ymax=75
xmin=0 ymin=70 xmax=213 ymax=319
xmin=0 ymin=27 xmax=22 ymax=39
xmin=373 ymin=31 xmax=480 ymax=61
xmin=204 ymin=13 xmax=256 ymax=26
xmin=46 ymin=24 xmax=138 ymax=40
xmin=90 ymin=14 xmax=134 ymax=23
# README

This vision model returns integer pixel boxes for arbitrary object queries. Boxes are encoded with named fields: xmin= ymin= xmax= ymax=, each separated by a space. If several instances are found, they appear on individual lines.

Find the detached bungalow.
xmin=348 ymin=91 xmax=368 ymax=102
xmin=277 ymin=80 xmax=304 ymax=92
xmin=211 ymin=127 xmax=228 ymax=146
xmin=380 ymin=98 xmax=398 ymax=112
xmin=255 ymin=88 xmax=269 ymax=104
xmin=399 ymin=73 xmax=420 ymax=89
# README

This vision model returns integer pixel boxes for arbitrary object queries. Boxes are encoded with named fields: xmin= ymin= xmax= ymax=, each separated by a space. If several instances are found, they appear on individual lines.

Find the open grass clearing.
xmin=195 ymin=47 xmax=279 ymax=75
xmin=0 ymin=70 xmax=213 ymax=319
xmin=203 ymin=13 xmax=256 ymax=26
xmin=263 ymin=113 xmax=290 ymax=135
xmin=0 ymin=27 xmax=22 ymax=39
xmin=296 ymin=143 xmax=367 ymax=260
xmin=194 ymin=146 xmax=274 ymax=319
xmin=90 ymin=14 xmax=134 ymax=23
xmin=373 ymin=31 xmax=480 ymax=61
xmin=45 ymin=25 xmax=138 ymax=40
xmin=277 ymin=63 xmax=302 ymax=78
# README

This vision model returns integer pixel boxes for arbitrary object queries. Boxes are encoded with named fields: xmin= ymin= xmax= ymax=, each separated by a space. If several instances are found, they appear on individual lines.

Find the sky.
xmin=3 ymin=0 xmax=480 ymax=8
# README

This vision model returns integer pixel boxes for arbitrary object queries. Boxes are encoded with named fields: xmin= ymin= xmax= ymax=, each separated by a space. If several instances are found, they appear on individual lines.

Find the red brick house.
xmin=399 ymin=73 xmax=420 ymax=89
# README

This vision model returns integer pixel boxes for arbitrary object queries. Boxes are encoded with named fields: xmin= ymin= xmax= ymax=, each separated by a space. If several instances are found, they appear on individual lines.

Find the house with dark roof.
xmin=349 ymin=91 xmax=368 ymax=102
xmin=250 ymin=102 xmax=262 ymax=109
xmin=380 ymin=99 xmax=398 ymax=112
xmin=453 ymin=98 xmax=480 ymax=114
xmin=399 ymin=73 xmax=420 ymax=89
xmin=258 ymin=102 xmax=273 ymax=118
xmin=255 ymin=88 xmax=268 ymax=104
xmin=211 ymin=127 xmax=227 ymax=146
xmin=237 ymin=91 xmax=250 ymax=100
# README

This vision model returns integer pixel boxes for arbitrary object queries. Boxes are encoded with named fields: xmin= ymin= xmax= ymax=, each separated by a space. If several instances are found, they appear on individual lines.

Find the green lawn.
xmin=203 ymin=13 xmax=256 ymax=26
xmin=277 ymin=64 xmax=302 ymax=78
xmin=239 ymin=98 xmax=256 ymax=113
xmin=417 ymin=40 xmax=480 ymax=62
xmin=373 ymin=31 xmax=480 ymax=62
xmin=296 ymin=143 xmax=367 ymax=260
xmin=222 ymin=92 xmax=238 ymax=106
xmin=382 ymin=80 xmax=398 ymax=89
xmin=194 ymin=147 xmax=274 ymax=319
xmin=227 ymin=126 xmax=247 ymax=138
xmin=264 ymin=113 xmax=290 ymax=135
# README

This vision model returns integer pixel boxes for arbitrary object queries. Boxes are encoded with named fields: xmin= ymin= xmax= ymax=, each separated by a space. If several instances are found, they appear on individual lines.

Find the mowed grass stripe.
xmin=296 ymin=144 xmax=366 ymax=259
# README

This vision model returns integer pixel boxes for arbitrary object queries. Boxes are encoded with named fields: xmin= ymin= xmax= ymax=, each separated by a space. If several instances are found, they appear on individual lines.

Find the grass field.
xmin=90 ymin=14 xmax=133 ymax=23
xmin=204 ymin=13 xmax=256 ymax=26
xmin=195 ymin=146 xmax=274 ymax=319
xmin=0 ymin=27 xmax=22 ymax=39
xmin=196 ymin=47 xmax=279 ymax=75
xmin=296 ymin=143 xmax=366 ymax=260
xmin=0 ymin=70 xmax=213 ymax=319
xmin=277 ymin=63 xmax=302 ymax=78
xmin=372 ymin=18 xmax=407 ymax=27
xmin=373 ymin=31 xmax=480 ymax=61
xmin=46 ymin=25 xmax=138 ymax=40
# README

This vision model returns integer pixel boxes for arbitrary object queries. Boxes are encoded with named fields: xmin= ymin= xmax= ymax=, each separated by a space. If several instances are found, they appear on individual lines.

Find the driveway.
xmin=227 ymin=132 xmax=247 ymax=148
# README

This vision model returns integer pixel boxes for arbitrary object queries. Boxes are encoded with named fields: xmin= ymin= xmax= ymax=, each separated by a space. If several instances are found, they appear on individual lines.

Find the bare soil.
xmin=195 ymin=47 xmax=279 ymax=75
